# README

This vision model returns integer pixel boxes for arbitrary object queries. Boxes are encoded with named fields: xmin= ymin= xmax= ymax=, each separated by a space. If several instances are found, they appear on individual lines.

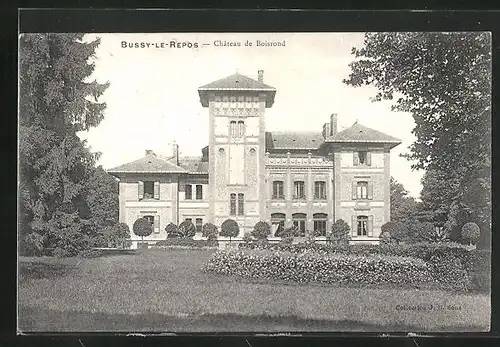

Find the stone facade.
xmin=109 ymin=71 xmax=401 ymax=247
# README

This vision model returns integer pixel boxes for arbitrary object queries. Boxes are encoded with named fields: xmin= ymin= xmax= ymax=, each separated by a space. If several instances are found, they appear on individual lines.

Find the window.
xmin=195 ymin=218 xmax=203 ymax=233
xmin=238 ymin=120 xmax=245 ymax=137
xmin=354 ymin=151 xmax=371 ymax=166
xmin=271 ymin=213 xmax=286 ymax=235
xmin=230 ymin=193 xmax=237 ymax=215
xmin=357 ymin=181 xmax=368 ymax=200
xmin=238 ymin=193 xmax=244 ymax=215
xmin=358 ymin=151 xmax=367 ymax=165
xmin=357 ymin=216 xmax=368 ymax=236
xmin=272 ymin=181 xmax=284 ymax=199
xmin=143 ymin=215 xmax=154 ymax=226
xmin=292 ymin=213 xmax=307 ymax=236
xmin=230 ymin=121 xmax=237 ymax=136
xmin=293 ymin=181 xmax=305 ymax=199
xmin=314 ymin=181 xmax=327 ymax=200
xmin=185 ymin=185 xmax=192 ymax=200
xmin=196 ymin=185 xmax=203 ymax=200
xmin=144 ymin=181 xmax=154 ymax=199
xmin=313 ymin=213 xmax=328 ymax=236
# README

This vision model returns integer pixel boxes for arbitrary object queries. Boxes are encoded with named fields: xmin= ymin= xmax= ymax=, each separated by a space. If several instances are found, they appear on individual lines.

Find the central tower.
xmin=198 ymin=71 xmax=276 ymax=233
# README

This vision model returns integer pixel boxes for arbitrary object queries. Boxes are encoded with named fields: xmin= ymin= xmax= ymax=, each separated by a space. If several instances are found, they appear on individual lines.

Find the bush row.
xmin=205 ymin=249 xmax=441 ymax=288
xmin=237 ymin=241 xmax=490 ymax=291
xmin=155 ymin=237 xmax=218 ymax=248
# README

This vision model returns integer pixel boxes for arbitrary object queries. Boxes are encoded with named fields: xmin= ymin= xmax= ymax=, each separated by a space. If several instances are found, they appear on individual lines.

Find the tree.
xmin=178 ymin=220 xmax=196 ymax=238
xmin=344 ymin=32 xmax=491 ymax=246
xmin=202 ymin=223 xmax=218 ymax=241
xmin=275 ymin=226 xmax=299 ymax=244
xmin=251 ymin=221 xmax=271 ymax=240
xmin=165 ymin=222 xmax=181 ymax=238
xmin=461 ymin=222 xmax=480 ymax=246
xmin=19 ymin=34 xmax=109 ymax=256
xmin=133 ymin=218 xmax=152 ymax=242
xmin=390 ymin=177 xmax=421 ymax=223
xmin=381 ymin=221 xmax=410 ymax=244
xmin=220 ymin=219 xmax=239 ymax=243
xmin=100 ymin=223 xmax=132 ymax=248
xmin=329 ymin=219 xmax=351 ymax=246
xmin=85 ymin=166 xmax=119 ymax=229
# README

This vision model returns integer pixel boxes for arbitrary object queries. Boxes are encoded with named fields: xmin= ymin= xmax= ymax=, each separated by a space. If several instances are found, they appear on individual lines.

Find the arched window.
xmin=357 ymin=215 xmax=368 ymax=236
xmin=237 ymin=120 xmax=245 ymax=137
xmin=229 ymin=120 xmax=237 ymax=136
xmin=292 ymin=213 xmax=307 ymax=236
xmin=271 ymin=213 xmax=286 ymax=234
xmin=313 ymin=213 xmax=328 ymax=236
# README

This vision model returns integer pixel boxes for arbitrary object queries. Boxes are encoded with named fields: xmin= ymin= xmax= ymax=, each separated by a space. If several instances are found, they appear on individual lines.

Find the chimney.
xmin=172 ymin=143 xmax=179 ymax=166
xmin=257 ymin=70 xmax=264 ymax=83
xmin=145 ymin=149 xmax=155 ymax=156
xmin=330 ymin=114 xmax=338 ymax=136
xmin=322 ymin=123 xmax=331 ymax=139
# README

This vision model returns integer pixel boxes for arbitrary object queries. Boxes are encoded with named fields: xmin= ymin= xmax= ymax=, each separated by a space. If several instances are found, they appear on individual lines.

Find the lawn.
xmin=18 ymin=249 xmax=490 ymax=332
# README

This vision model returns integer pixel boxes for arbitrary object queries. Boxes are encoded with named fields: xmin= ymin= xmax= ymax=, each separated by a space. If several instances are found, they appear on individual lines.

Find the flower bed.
xmin=235 ymin=242 xmax=488 ymax=291
xmin=155 ymin=238 xmax=218 ymax=249
xmin=205 ymin=249 xmax=438 ymax=288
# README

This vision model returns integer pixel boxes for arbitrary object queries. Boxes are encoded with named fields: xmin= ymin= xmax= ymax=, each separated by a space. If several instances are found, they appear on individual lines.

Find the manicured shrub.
xmin=202 ymin=223 xmax=218 ymax=241
xmin=133 ymin=218 xmax=153 ymax=241
xmin=379 ymin=230 xmax=392 ymax=245
xmin=329 ymin=219 xmax=351 ymax=245
xmin=178 ymin=220 xmax=196 ymax=238
xmin=461 ymin=222 xmax=481 ymax=245
xmin=416 ymin=224 xmax=450 ymax=243
xmin=155 ymin=238 xmax=218 ymax=248
xmin=427 ymin=251 xmax=472 ymax=291
xmin=220 ymin=219 xmax=239 ymax=242
xmin=275 ymin=226 xmax=299 ymax=239
xmin=205 ymin=249 xmax=435 ymax=288
xmin=251 ymin=221 xmax=271 ymax=240
xmin=165 ymin=223 xmax=182 ymax=238
xmin=381 ymin=221 xmax=408 ymax=243
xmin=100 ymin=223 xmax=132 ymax=248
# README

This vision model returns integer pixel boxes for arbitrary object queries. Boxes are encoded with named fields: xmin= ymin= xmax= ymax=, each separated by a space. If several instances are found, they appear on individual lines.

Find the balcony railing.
xmin=271 ymin=194 xmax=285 ymax=200
xmin=292 ymin=195 xmax=307 ymax=200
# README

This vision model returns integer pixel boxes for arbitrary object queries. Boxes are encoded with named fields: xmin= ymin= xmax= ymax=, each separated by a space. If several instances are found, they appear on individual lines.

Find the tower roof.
xmin=324 ymin=122 xmax=401 ymax=148
xmin=198 ymin=73 xmax=276 ymax=107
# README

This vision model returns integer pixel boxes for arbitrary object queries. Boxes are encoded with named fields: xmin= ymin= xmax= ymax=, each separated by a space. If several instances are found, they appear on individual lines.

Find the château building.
xmin=108 ymin=71 xmax=401 ymax=246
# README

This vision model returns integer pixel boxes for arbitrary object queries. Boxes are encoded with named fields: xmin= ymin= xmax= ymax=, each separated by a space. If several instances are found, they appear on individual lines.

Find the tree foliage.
xmin=19 ymin=33 xmax=110 ymax=256
xmin=344 ymin=32 xmax=491 ymax=246
xmin=165 ymin=222 xmax=180 ymax=238
xmin=202 ymin=223 xmax=218 ymax=241
xmin=133 ymin=218 xmax=152 ymax=240
xmin=329 ymin=219 xmax=351 ymax=245
xmin=390 ymin=177 xmax=421 ymax=223
xmin=251 ymin=221 xmax=271 ymax=240
xmin=178 ymin=220 xmax=196 ymax=238
xmin=461 ymin=222 xmax=480 ymax=245
xmin=220 ymin=219 xmax=240 ymax=241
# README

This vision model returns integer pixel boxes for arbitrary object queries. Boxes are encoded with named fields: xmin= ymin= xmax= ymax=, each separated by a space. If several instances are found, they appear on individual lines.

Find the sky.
xmin=79 ymin=33 xmax=424 ymax=198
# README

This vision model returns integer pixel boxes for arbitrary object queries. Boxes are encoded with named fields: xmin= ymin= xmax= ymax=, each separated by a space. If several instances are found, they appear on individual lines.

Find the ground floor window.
xmin=357 ymin=216 xmax=368 ymax=236
xmin=143 ymin=215 xmax=154 ymax=226
xmin=195 ymin=218 xmax=203 ymax=233
xmin=271 ymin=213 xmax=286 ymax=235
xmin=313 ymin=213 xmax=328 ymax=236
xmin=292 ymin=213 xmax=307 ymax=236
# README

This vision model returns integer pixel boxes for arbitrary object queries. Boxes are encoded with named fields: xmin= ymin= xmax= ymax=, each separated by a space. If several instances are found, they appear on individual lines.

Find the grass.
xmin=18 ymin=249 xmax=491 ymax=332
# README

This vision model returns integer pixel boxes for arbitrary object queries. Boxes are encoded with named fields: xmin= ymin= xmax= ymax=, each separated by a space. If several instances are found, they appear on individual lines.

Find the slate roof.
xmin=266 ymin=131 xmax=324 ymax=150
xmin=107 ymin=152 xmax=210 ymax=176
xmin=198 ymin=73 xmax=276 ymax=107
xmin=199 ymin=73 xmax=275 ymax=91
xmin=107 ymin=153 xmax=188 ymax=175
xmin=178 ymin=156 xmax=209 ymax=174
xmin=326 ymin=122 xmax=401 ymax=145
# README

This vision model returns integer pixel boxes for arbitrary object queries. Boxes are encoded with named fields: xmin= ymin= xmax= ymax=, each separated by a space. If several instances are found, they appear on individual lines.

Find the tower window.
xmin=238 ymin=120 xmax=245 ymax=137
xmin=238 ymin=193 xmax=244 ymax=215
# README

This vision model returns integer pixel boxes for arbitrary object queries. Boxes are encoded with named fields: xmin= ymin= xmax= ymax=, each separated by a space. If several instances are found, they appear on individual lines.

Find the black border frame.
xmin=5 ymin=7 xmax=500 ymax=347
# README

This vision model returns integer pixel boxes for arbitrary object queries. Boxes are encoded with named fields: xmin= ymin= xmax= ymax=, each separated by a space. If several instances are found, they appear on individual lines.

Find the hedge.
xmin=205 ymin=249 xmax=436 ymax=287
xmin=238 ymin=241 xmax=490 ymax=292
xmin=155 ymin=237 xmax=218 ymax=249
